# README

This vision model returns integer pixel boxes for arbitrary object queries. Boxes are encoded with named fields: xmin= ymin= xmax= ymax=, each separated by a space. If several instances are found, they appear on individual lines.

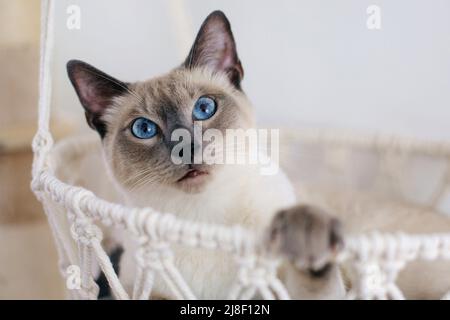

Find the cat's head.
xmin=67 ymin=11 xmax=254 ymax=194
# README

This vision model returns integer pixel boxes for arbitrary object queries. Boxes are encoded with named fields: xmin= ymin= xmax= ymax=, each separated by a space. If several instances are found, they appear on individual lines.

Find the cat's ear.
xmin=184 ymin=11 xmax=244 ymax=89
xmin=67 ymin=60 xmax=128 ymax=137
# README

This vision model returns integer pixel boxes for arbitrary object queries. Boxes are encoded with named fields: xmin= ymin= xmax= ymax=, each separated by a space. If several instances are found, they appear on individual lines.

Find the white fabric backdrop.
xmin=52 ymin=0 xmax=450 ymax=140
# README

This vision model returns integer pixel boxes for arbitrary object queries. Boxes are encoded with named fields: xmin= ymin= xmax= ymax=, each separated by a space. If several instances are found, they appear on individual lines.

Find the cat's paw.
xmin=266 ymin=204 xmax=344 ymax=276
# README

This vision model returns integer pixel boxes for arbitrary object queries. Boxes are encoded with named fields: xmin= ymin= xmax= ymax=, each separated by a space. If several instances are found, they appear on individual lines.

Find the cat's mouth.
xmin=177 ymin=169 xmax=209 ymax=182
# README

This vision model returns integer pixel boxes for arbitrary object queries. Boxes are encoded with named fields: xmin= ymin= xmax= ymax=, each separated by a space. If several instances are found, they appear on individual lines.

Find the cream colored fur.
xmin=116 ymin=162 xmax=296 ymax=299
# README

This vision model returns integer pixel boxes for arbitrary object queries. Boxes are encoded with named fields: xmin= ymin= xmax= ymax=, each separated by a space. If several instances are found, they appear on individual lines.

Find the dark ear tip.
xmin=205 ymin=10 xmax=230 ymax=25
xmin=208 ymin=10 xmax=226 ymax=18
xmin=67 ymin=59 xmax=80 ymax=69
xmin=66 ymin=59 xmax=92 ymax=75
xmin=66 ymin=59 xmax=84 ymax=77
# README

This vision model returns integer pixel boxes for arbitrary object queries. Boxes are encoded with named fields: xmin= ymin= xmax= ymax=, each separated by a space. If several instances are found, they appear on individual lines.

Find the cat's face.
xmin=100 ymin=68 xmax=254 ymax=194
xmin=67 ymin=11 xmax=254 ymax=194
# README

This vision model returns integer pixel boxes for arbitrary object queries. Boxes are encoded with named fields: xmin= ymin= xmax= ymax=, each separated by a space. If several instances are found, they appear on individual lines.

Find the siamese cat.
xmin=67 ymin=11 xmax=450 ymax=299
xmin=67 ymin=10 xmax=343 ymax=299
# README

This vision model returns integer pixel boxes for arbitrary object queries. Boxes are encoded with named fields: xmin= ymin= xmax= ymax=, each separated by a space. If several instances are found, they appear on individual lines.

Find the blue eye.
xmin=131 ymin=117 xmax=158 ymax=139
xmin=193 ymin=96 xmax=217 ymax=121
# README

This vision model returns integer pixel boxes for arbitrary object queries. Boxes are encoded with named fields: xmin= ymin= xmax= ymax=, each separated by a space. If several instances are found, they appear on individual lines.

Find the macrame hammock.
xmin=32 ymin=0 xmax=450 ymax=300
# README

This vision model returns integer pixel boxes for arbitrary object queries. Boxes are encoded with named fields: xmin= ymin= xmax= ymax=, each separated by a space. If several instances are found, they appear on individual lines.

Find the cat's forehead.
xmin=105 ymin=67 xmax=242 ymax=128
xmin=138 ymin=68 xmax=232 ymax=99
xmin=135 ymin=71 xmax=198 ymax=117
xmin=127 ymin=68 xmax=234 ymax=116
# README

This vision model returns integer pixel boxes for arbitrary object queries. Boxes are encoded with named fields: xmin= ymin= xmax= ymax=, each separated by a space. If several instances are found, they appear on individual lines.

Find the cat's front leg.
xmin=266 ymin=204 xmax=346 ymax=299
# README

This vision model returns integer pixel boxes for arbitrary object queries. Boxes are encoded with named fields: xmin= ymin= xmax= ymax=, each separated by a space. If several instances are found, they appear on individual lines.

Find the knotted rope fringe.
xmin=228 ymin=255 xmax=290 ymax=300
xmin=133 ymin=241 xmax=196 ymax=299
xmin=32 ymin=160 xmax=450 ymax=299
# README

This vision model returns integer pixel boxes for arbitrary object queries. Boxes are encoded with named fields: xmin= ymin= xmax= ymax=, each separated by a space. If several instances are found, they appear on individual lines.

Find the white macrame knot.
xmin=65 ymin=187 xmax=95 ymax=218
xmin=30 ymin=175 xmax=46 ymax=202
xmin=348 ymin=261 xmax=382 ymax=299
xmin=30 ymin=175 xmax=42 ymax=192
xmin=70 ymin=219 xmax=103 ymax=246
xmin=350 ymin=259 xmax=406 ymax=300
xmin=228 ymin=254 xmax=288 ymax=300
xmin=32 ymin=131 xmax=54 ymax=154
xmin=237 ymin=255 xmax=278 ymax=287
xmin=136 ymin=241 xmax=173 ymax=271
xmin=346 ymin=233 xmax=408 ymax=299
xmin=80 ymin=280 xmax=100 ymax=299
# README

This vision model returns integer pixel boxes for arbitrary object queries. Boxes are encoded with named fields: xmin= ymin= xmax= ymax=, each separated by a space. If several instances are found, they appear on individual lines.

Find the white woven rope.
xmin=33 ymin=137 xmax=450 ymax=299
xmin=31 ymin=0 xmax=450 ymax=300
xmin=227 ymin=255 xmax=290 ymax=300
xmin=32 ymin=0 xmax=54 ymax=178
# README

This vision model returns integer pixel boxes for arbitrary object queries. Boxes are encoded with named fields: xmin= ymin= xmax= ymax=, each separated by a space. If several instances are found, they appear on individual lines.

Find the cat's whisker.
xmin=124 ymin=167 xmax=159 ymax=189
xmin=128 ymin=173 xmax=160 ymax=192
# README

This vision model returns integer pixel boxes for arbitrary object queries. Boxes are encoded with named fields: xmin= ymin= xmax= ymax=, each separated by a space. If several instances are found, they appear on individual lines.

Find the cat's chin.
xmin=175 ymin=169 xmax=211 ymax=193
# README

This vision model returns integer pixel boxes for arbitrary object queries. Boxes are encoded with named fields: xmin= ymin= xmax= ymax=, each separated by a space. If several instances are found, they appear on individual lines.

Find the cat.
xmin=66 ymin=10 xmax=344 ymax=299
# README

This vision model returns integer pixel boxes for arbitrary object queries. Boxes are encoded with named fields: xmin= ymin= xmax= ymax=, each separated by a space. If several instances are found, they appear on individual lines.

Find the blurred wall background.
xmin=0 ymin=0 xmax=64 ymax=299
xmin=53 ymin=0 xmax=450 ymax=140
